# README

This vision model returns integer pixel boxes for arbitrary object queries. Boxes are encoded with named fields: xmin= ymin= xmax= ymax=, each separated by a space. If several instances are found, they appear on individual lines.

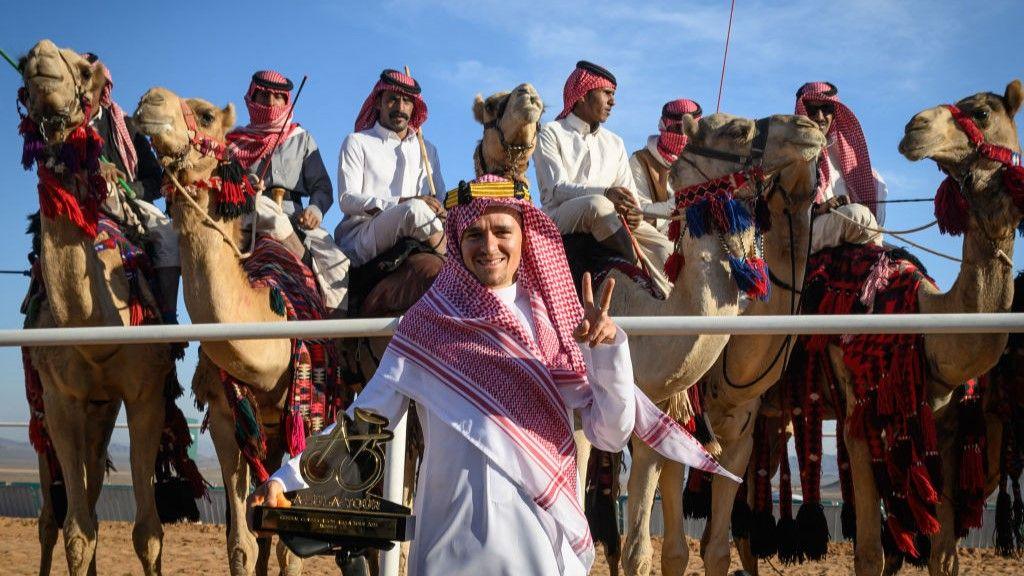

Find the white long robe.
xmin=271 ymin=282 xmax=636 ymax=575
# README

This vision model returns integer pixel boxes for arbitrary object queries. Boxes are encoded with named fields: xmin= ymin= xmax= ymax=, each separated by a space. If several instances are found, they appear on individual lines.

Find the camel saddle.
xmin=561 ymin=234 xmax=667 ymax=301
xmin=347 ymin=238 xmax=444 ymax=317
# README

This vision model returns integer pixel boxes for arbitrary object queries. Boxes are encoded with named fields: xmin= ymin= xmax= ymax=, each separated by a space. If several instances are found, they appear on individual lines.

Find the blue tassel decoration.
xmin=686 ymin=201 xmax=710 ymax=238
xmin=729 ymin=255 xmax=771 ymax=301
xmin=723 ymin=197 xmax=753 ymax=234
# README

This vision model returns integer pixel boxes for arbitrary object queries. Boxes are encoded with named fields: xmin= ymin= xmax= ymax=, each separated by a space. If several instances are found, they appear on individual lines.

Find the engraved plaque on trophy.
xmin=253 ymin=408 xmax=415 ymax=560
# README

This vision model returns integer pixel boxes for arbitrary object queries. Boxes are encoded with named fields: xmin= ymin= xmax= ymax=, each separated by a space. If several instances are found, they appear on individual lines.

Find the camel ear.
xmin=472 ymin=94 xmax=487 ymax=124
xmin=682 ymin=114 xmax=700 ymax=140
xmin=724 ymin=118 xmax=756 ymax=143
xmin=221 ymin=103 xmax=236 ymax=130
xmin=1004 ymin=79 xmax=1022 ymax=119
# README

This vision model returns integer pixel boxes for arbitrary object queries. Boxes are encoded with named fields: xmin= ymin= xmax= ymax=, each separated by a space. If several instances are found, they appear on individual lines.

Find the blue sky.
xmin=0 ymin=0 xmax=1021 ymax=454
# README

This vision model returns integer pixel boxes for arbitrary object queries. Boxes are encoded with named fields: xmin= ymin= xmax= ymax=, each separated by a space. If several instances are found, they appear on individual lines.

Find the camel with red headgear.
xmin=18 ymin=40 xmax=186 ymax=576
xmin=699 ymin=80 xmax=1023 ymax=576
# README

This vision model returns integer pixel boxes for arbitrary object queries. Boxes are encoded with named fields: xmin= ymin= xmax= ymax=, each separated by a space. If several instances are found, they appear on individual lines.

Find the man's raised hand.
xmin=574 ymin=272 xmax=618 ymax=348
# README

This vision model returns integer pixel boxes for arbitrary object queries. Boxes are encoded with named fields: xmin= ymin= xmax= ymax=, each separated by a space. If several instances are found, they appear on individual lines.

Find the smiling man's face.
xmin=460 ymin=207 xmax=524 ymax=289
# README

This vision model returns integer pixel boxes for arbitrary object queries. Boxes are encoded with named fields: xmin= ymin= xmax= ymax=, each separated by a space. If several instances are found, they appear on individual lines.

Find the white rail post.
xmin=380 ymin=407 xmax=408 ymax=576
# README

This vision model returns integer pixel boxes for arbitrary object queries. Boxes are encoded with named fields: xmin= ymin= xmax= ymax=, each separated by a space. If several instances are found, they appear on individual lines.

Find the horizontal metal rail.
xmin=2 ymin=313 xmax=1024 ymax=347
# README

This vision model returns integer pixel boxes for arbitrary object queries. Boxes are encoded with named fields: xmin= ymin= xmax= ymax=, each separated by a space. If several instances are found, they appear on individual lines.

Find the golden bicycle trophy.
xmin=253 ymin=408 xmax=415 ymax=573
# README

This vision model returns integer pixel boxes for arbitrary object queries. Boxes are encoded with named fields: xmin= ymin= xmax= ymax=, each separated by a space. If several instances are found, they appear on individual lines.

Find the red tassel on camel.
xmin=934 ymin=176 xmax=970 ymax=236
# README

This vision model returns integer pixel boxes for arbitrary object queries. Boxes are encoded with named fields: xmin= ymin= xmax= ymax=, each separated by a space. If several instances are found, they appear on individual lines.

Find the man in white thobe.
xmin=795 ymin=81 xmax=889 ymax=253
xmin=335 ymin=69 xmax=446 ymax=267
xmin=534 ymin=60 xmax=674 ymax=269
xmin=249 ymin=178 xmax=737 ymax=575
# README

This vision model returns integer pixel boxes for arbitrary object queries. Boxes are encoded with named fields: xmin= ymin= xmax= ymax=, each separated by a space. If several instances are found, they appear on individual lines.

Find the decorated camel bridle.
xmin=157 ymin=98 xmax=258 ymax=259
xmin=934 ymin=103 xmax=1024 ymax=241
xmin=476 ymin=94 xmax=540 ymax=181
xmin=671 ymin=116 xmax=809 ymax=390
xmin=17 ymin=53 xmax=106 ymax=238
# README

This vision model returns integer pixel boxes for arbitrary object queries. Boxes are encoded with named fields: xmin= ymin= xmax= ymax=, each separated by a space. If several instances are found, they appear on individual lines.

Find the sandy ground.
xmin=1 ymin=517 xmax=1021 ymax=575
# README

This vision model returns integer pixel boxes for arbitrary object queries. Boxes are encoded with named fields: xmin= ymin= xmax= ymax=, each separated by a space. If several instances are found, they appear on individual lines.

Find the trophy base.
xmin=253 ymin=505 xmax=415 ymax=557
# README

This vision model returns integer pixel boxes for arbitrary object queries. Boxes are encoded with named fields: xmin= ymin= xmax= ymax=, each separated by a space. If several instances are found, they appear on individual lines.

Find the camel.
xmin=19 ymin=40 xmax=182 ymax=576
xmin=700 ymin=80 xmax=1023 ymax=576
xmin=134 ymin=88 xmax=309 ymax=576
xmin=607 ymin=112 xmax=823 ymax=576
xmin=472 ymin=83 xmax=543 ymax=184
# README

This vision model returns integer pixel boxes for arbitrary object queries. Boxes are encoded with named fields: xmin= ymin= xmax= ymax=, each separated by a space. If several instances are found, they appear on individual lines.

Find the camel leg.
xmin=36 ymin=453 xmax=60 ymax=576
xmin=622 ymin=440 xmax=662 ymax=576
xmin=209 ymin=398 xmax=259 ymax=576
xmin=84 ymin=401 xmax=120 ymax=576
xmin=845 ymin=431 xmax=884 ymax=576
xmin=928 ymin=405 xmax=962 ymax=576
xmin=702 ymin=401 xmax=757 ymax=576
xmin=261 ymin=434 xmax=302 ymax=576
xmin=125 ymin=394 xmax=166 ymax=575
xmin=43 ymin=388 xmax=96 ymax=576
xmin=574 ymin=428 xmax=592 ymax=503
xmin=658 ymin=460 xmax=688 ymax=576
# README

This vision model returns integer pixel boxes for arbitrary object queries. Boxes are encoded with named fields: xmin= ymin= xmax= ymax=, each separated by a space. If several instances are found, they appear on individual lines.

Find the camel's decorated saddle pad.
xmin=758 ymin=243 xmax=987 ymax=565
xmin=215 ymin=236 xmax=348 ymax=482
xmin=562 ymin=233 xmax=667 ymax=301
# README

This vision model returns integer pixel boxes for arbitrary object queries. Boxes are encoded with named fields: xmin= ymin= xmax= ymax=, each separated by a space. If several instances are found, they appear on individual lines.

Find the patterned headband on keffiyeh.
xmin=795 ymin=81 xmax=877 ymax=212
xmin=354 ymin=69 xmax=428 ymax=133
xmin=391 ymin=175 xmax=738 ymax=570
xmin=556 ymin=60 xmax=617 ymax=120
xmin=83 ymin=53 xmax=138 ymax=179
xmin=657 ymin=98 xmax=702 ymax=164
xmin=225 ymin=70 xmax=301 ymax=170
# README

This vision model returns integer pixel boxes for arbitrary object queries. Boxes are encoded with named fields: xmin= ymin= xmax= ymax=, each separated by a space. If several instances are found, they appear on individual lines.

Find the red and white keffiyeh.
xmin=656 ymin=98 xmax=702 ymax=164
xmin=390 ymin=177 xmax=738 ymax=569
xmin=353 ymin=69 xmax=428 ymax=133
xmin=796 ymin=81 xmax=877 ymax=213
xmin=226 ymin=70 xmax=301 ymax=170
xmin=555 ymin=60 xmax=617 ymax=121
xmin=97 ymin=64 xmax=138 ymax=178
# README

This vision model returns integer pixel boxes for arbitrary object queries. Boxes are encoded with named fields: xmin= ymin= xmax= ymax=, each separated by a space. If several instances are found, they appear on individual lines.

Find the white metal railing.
xmin=3 ymin=313 xmax=1024 ymax=347
xmin=8 ymin=313 xmax=1022 ymax=576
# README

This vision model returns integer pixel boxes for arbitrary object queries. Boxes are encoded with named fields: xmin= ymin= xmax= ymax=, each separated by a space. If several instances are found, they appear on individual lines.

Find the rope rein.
xmin=164 ymin=170 xmax=247 ymax=260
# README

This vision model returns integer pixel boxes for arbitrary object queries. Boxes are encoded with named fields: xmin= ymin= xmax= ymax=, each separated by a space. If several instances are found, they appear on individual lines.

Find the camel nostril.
xmin=905 ymin=116 xmax=930 ymax=132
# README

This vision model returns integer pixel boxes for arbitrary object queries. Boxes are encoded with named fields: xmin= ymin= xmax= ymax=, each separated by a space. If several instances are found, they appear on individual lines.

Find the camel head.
xmin=900 ymin=79 xmax=1023 ymax=233
xmin=672 ymin=113 xmax=825 ymax=204
xmin=472 ymin=83 xmax=544 ymax=185
xmin=134 ymin=87 xmax=236 ymax=183
xmin=20 ymin=40 xmax=106 ymax=144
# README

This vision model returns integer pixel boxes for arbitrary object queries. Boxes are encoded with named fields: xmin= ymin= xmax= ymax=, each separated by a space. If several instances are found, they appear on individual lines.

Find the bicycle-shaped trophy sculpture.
xmin=253 ymin=409 xmax=415 ymax=572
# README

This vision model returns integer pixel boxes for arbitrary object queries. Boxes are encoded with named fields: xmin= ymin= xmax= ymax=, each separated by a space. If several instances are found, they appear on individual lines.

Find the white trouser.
xmin=339 ymin=200 xmax=444 ymax=267
xmin=244 ymin=196 xmax=350 ymax=311
xmin=546 ymin=195 xmax=675 ymax=268
xmin=811 ymin=203 xmax=884 ymax=253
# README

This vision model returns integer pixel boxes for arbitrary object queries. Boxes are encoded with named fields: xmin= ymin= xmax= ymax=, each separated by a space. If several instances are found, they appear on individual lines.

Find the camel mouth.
xmin=898 ymin=137 xmax=944 ymax=161
xmin=135 ymin=117 xmax=176 ymax=136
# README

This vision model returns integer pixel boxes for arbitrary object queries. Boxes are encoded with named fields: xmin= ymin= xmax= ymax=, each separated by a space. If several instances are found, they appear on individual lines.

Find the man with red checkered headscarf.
xmin=534 ymin=61 xmax=675 ymax=273
xmin=252 ymin=177 xmax=737 ymax=575
xmin=84 ymin=53 xmax=180 ymax=323
xmin=334 ymin=69 xmax=446 ymax=267
xmin=796 ymin=81 xmax=888 ymax=252
xmin=227 ymin=70 xmax=350 ymax=312
xmin=629 ymin=98 xmax=702 ymax=233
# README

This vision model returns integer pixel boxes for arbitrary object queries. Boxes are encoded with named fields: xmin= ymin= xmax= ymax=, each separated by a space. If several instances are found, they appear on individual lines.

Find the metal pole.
xmin=379 ymin=409 xmax=408 ymax=576
xmin=3 ymin=313 xmax=1024 ymax=347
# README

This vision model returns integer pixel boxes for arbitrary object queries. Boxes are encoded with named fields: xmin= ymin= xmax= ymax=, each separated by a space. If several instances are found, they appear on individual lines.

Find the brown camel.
xmin=701 ymin=80 xmax=1023 ymax=576
xmin=20 ymin=40 xmax=180 ymax=576
xmin=472 ymin=83 xmax=543 ymax=184
xmin=134 ymin=88 xmax=304 ymax=576
xmin=614 ymin=112 xmax=823 ymax=576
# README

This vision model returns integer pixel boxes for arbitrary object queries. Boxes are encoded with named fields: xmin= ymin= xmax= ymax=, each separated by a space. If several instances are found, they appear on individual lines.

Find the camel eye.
xmin=201 ymin=112 xmax=215 ymax=125
xmin=972 ymin=108 xmax=990 ymax=122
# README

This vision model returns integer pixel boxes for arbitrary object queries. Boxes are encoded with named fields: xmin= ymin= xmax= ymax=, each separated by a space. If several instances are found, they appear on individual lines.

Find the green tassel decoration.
xmin=269 ymin=287 xmax=286 ymax=316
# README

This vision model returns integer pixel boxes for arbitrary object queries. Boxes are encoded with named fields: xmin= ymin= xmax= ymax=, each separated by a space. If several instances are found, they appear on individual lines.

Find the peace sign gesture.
xmin=574 ymin=272 xmax=618 ymax=348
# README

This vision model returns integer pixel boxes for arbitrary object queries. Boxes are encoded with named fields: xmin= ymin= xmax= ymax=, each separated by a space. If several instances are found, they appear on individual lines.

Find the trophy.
xmin=252 ymin=409 xmax=415 ymax=572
